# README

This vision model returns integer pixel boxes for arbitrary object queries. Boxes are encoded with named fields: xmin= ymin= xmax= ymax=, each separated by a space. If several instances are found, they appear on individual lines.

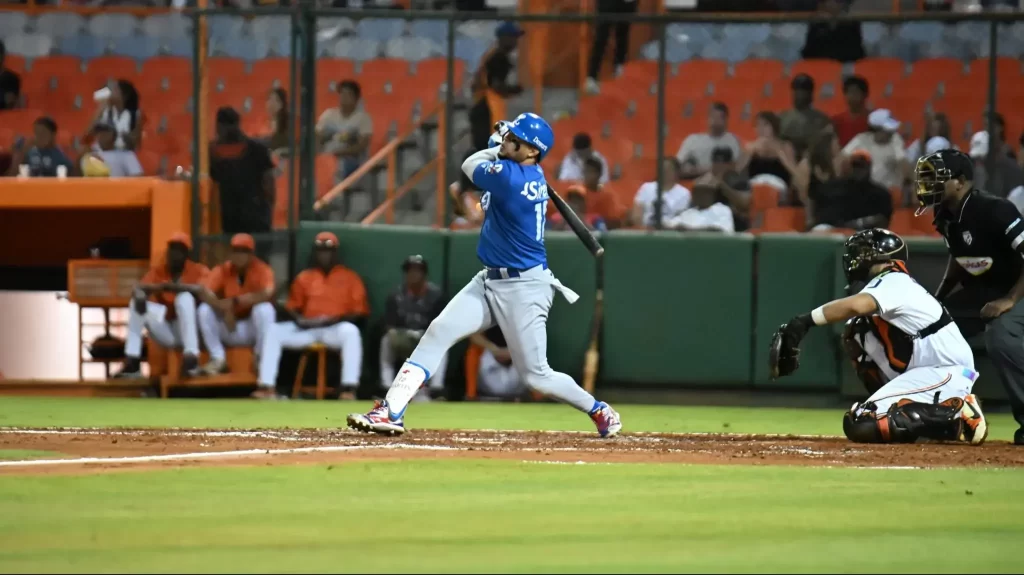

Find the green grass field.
xmin=0 ymin=397 xmax=1022 ymax=573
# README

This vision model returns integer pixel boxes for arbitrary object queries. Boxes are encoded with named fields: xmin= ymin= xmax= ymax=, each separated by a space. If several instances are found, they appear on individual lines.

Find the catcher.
xmin=769 ymin=228 xmax=988 ymax=445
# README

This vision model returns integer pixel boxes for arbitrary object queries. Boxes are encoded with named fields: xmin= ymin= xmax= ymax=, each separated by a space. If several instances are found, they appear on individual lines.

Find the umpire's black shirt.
xmin=935 ymin=189 xmax=1024 ymax=303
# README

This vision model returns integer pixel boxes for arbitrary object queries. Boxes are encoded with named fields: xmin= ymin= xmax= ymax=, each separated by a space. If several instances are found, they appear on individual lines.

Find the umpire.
xmin=917 ymin=149 xmax=1024 ymax=444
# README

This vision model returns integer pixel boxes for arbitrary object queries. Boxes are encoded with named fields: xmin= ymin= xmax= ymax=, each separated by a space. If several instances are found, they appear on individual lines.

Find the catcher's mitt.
xmin=768 ymin=324 xmax=801 ymax=380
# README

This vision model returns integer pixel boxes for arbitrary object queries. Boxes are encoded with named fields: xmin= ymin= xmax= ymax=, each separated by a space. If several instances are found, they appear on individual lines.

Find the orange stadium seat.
xmin=889 ymin=187 xmax=905 ymax=210
xmin=610 ymin=177 xmax=645 ymax=209
xmin=889 ymin=208 xmax=917 ymax=237
xmin=136 ymin=150 xmax=161 ymax=175
xmin=733 ymin=59 xmax=785 ymax=84
xmin=761 ymin=80 xmax=791 ymax=113
xmin=316 ymin=58 xmax=357 ymax=88
xmin=251 ymin=58 xmax=291 ymax=89
xmin=789 ymin=59 xmax=843 ymax=87
xmin=206 ymin=57 xmax=248 ymax=86
xmin=616 ymin=60 xmax=661 ymax=85
xmin=141 ymin=56 xmax=191 ymax=89
xmin=5 ymin=54 xmax=26 ymax=75
xmin=85 ymin=56 xmax=140 ymax=87
xmin=908 ymin=57 xmax=965 ymax=89
xmin=0 ymin=128 xmax=13 ymax=149
xmin=760 ymin=207 xmax=805 ymax=232
xmin=315 ymin=153 xmax=337 ymax=199
xmin=207 ymin=87 xmax=253 ymax=115
xmin=966 ymin=57 xmax=1021 ymax=85
xmin=363 ymin=90 xmax=418 ymax=135
xmin=413 ymin=58 xmax=466 ymax=106
xmin=578 ymin=92 xmax=633 ymax=121
xmin=665 ymin=73 xmax=713 ymax=102
xmin=358 ymin=58 xmax=412 ymax=96
xmin=618 ymin=157 xmax=656 ymax=182
xmin=750 ymin=183 xmax=781 ymax=216
xmin=2 ymin=109 xmax=45 ymax=136
xmin=600 ymin=137 xmax=638 ymax=172
xmin=30 ymin=56 xmax=83 ymax=86
xmin=853 ymin=58 xmax=906 ymax=91
xmin=678 ymin=59 xmax=729 ymax=86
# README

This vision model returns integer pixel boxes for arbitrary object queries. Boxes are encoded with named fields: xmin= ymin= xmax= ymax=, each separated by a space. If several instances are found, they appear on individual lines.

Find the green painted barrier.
xmin=601 ymin=231 xmax=754 ymax=385
xmin=753 ymin=233 xmax=844 ymax=389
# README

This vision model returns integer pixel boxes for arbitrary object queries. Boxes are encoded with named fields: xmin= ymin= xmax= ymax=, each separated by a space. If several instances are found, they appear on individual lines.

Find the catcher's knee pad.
xmin=844 ymin=399 xmax=964 ymax=444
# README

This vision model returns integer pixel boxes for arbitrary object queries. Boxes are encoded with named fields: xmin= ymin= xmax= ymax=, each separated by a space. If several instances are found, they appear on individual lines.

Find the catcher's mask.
xmin=842 ymin=228 xmax=908 ymax=285
xmin=914 ymin=149 xmax=970 ymax=216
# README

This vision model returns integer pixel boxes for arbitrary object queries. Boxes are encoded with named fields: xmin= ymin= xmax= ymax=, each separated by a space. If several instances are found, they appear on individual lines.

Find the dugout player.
xmin=917 ymin=149 xmax=1024 ymax=445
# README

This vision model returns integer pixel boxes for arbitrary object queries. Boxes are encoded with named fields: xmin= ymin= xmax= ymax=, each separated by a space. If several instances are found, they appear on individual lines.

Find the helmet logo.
xmin=962 ymin=231 xmax=973 ymax=245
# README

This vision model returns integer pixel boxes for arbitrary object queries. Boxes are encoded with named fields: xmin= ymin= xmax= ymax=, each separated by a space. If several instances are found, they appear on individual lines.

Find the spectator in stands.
xmin=841 ymin=109 xmax=907 ymax=189
xmin=970 ymin=130 xmax=1024 ymax=202
xmin=195 ymin=233 xmax=276 ymax=376
xmin=794 ymin=125 xmax=838 ymax=210
xmin=470 ymin=326 xmax=526 ymax=401
xmin=832 ymin=76 xmax=870 ymax=147
xmin=779 ymin=74 xmax=831 ymax=159
xmin=905 ymin=112 xmax=953 ymax=164
xmin=265 ymin=87 xmax=290 ymax=155
xmin=739 ymin=111 xmax=798 ymax=197
xmin=93 ymin=79 xmax=142 ymax=151
xmin=549 ymin=188 xmax=607 ymax=232
xmin=209 ymin=107 xmax=276 ymax=236
xmin=257 ymin=232 xmax=368 ymax=401
xmin=631 ymin=157 xmax=691 ymax=228
xmin=79 ymin=121 xmax=143 ymax=178
xmin=558 ymin=132 xmax=609 ymax=184
xmin=568 ymin=157 xmax=625 ymax=228
xmin=667 ymin=174 xmax=735 ymax=234
xmin=808 ymin=149 xmax=892 ymax=232
xmin=708 ymin=147 xmax=752 ymax=231
xmin=0 ymin=40 xmax=20 ymax=110
xmin=7 ymin=117 xmax=74 ymax=178
xmin=801 ymin=0 xmax=865 ymax=63
xmin=584 ymin=0 xmax=639 ymax=94
xmin=317 ymin=80 xmax=373 ymax=181
xmin=380 ymin=255 xmax=447 ymax=402
xmin=988 ymin=113 xmax=1016 ymax=160
xmin=676 ymin=102 xmax=742 ymax=179
xmin=469 ymin=22 xmax=525 ymax=151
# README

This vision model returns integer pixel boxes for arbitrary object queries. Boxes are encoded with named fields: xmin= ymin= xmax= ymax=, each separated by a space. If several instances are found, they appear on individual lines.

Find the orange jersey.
xmin=202 ymin=258 xmax=275 ymax=319
xmin=569 ymin=183 xmax=626 ymax=221
xmin=141 ymin=260 xmax=209 ymax=320
xmin=286 ymin=265 xmax=369 ymax=319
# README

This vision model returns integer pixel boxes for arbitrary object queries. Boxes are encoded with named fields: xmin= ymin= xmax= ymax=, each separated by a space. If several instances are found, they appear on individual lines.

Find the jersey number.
xmin=534 ymin=200 xmax=548 ymax=242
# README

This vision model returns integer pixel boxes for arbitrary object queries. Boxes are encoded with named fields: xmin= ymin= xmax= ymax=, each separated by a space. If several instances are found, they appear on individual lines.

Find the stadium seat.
xmin=35 ymin=12 xmax=85 ymax=39
xmin=384 ymin=37 xmax=441 ymax=62
xmin=206 ymin=57 xmax=248 ymax=86
xmin=251 ymin=58 xmax=292 ymax=89
xmin=207 ymin=15 xmax=245 ymax=43
xmin=137 ymin=150 xmax=161 ymax=176
xmin=760 ymin=207 xmax=805 ymax=232
xmin=317 ymin=58 xmax=357 ymax=88
xmin=889 ymin=208 xmax=916 ymax=237
xmin=410 ymin=20 xmax=448 ymax=46
xmin=359 ymin=58 xmax=412 ymax=96
xmin=0 ymin=12 xmax=29 ymax=37
xmin=908 ymin=57 xmax=966 ymax=90
xmin=141 ymin=56 xmax=192 ymax=92
xmin=618 ymin=157 xmax=657 ymax=182
xmin=789 ymin=59 xmax=843 ymax=87
xmin=109 ymin=36 xmax=160 ymax=61
xmin=413 ymin=58 xmax=465 ymax=104
xmin=315 ymin=153 xmax=338 ymax=199
xmin=141 ymin=13 xmax=192 ymax=39
xmin=733 ymin=59 xmax=785 ymax=84
xmin=6 ymin=33 xmax=53 ymax=59
xmin=88 ymin=13 xmax=139 ymax=38
xmin=30 ymin=55 xmax=84 ymax=85
xmin=332 ymin=37 xmax=382 ymax=62
xmin=58 ymin=34 xmax=106 ymax=61
xmin=678 ymin=59 xmax=729 ymax=86
xmin=85 ymin=56 xmax=140 ymax=86
xmin=854 ymin=57 xmax=907 ymax=91
xmin=356 ymin=18 xmax=406 ymax=42
xmin=750 ymin=183 xmax=781 ymax=217
xmin=249 ymin=16 xmax=290 ymax=43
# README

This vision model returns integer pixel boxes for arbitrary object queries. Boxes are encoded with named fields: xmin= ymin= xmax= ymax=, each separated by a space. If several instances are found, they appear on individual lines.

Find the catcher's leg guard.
xmin=843 ymin=399 xmax=965 ymax=444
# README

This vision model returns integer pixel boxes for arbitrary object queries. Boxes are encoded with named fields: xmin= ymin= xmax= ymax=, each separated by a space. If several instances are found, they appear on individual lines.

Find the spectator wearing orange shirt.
xmin=114 ymin=232 xmax=209 ymax=379
xmin=257 ymin=232 xmax=369 ymax=400
xmin=196 ymin=234 xmax=277 ymax=376
xmin=568 ymin=157 xmax=625 ymax=228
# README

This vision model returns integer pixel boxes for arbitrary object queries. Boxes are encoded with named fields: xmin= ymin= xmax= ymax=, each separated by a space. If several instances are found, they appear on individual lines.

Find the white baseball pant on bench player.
xmin=125 ymin=292 xmax=200 ymax=357
xmin=385 ymin=265 xmax=597 ymax=417
xmin=197 ymin=302 xmax=276 ymax=362
xmin=257 ymin=321 xmax=363 ymax=390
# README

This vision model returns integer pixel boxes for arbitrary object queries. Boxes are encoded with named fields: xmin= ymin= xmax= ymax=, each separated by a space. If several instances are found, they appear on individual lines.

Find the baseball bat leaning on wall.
xmin=548 ymin=186 xmax=604 ymax=258
xmin=581 ymin=253 xmax=604 ymax=394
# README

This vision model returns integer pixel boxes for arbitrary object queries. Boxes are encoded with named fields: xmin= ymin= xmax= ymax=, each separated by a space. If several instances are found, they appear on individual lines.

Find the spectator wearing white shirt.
xmin=92 ymin=79 xmax=142 ymax=151
xmin=668 ymin=174 xmax=735 ymax=233
xmin=676 ymin=102 xmax=742 ymax=179
xmin=631 ymin=157 xmax=691 ymax=228
xmin=82 ymin=121 xmax=143 ymax=177
xmin=905 ymin=112 xmax=952 ymax=164
xmin=840 ymin=109 xmax=908 ymax=189
xmin=558 ymin=132 xmax=609 ymax=184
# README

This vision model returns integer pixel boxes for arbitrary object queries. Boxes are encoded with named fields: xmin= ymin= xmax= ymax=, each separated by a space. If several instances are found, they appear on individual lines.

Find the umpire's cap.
xmin=402 ymin=254 xmax=428 ymax=274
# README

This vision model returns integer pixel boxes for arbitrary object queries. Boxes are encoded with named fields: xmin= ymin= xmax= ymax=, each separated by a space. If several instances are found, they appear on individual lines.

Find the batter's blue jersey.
xmin=471 ymin=157 xmax=549 ymax=270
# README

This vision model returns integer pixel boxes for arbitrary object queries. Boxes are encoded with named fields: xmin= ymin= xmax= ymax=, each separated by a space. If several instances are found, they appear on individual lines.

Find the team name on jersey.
xmin=520 ymin=180 xmax=549 ymax=201
xmin=955 ymin=256 xmax=994 ymax=276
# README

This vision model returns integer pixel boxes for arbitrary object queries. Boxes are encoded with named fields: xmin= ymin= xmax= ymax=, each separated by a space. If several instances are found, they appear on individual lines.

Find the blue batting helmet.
xmin=506 ymin=112 xmax=554 ymax=161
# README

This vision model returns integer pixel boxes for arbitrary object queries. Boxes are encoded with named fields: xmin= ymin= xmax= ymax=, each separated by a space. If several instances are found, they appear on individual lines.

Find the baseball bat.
xmin=581 ymin=253 xmax=604 ymax=394
xmin=548 ymin=186 xmax=605 ymax=258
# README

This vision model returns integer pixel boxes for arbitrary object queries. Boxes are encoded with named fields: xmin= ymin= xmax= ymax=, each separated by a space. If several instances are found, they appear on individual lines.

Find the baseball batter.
xmin=770 ymin=228 xmax=987 ymax=444
xmin=348 ymin=112 xmax=623 ymax=437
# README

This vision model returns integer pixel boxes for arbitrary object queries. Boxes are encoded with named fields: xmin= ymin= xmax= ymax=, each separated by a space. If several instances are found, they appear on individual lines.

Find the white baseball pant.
xmin=197 ymin=302 xmax=276 ymax=362
xmin=257 ymin=321 xmax=363 ymax=390
xmin=855 ymin=365 xmax=979 ymax=416
xmin=379 ymin=334 xmax=448 ymax=392
xmin=478 ymin=349 xmax=524 ymax=399
xmin=385 ymin=266 xmax=596 ymax=417
xmin=125 ymin=292 xmax=200 ymax=357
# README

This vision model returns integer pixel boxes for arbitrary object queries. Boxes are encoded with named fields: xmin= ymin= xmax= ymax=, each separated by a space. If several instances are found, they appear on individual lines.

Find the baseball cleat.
xmin=1014 ymin=428 xmax=1024 ymax=446
xmin=959 ymin=394 xmax=988 ymax=446
xmin=590 ymin=401 xmax=622 ymax=438
xmin=200 ymin=358 xmax=228 ymax=376
xmin=347 ymin=400 xmax=405 ymax=436
xmin=112 ymin=358 xmax=143 ymax=379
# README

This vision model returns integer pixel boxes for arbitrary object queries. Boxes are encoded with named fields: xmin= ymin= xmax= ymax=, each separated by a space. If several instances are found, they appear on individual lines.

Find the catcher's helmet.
xmin=842 ymin=228 xmax=908 ymax=284
xmin=914 ymin=149 xmax=973 ymax=214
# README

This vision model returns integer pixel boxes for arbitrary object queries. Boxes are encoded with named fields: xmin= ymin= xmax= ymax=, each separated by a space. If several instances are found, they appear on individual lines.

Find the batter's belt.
xmin=483 ymin=265 xmax=580 ymax=304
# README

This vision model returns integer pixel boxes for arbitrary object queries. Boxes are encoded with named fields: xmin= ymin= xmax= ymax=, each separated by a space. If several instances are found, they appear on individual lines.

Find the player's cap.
xmin=506 ymin=112 xmax=554 ymax=162
xmin=790 ymin=73 xmax=815 ymax=91
xmin=314 ymin=231 xmax=339 ymax=248
xmin=969 ymin=130 xmax=989 ymax=159
xmin=849 ymin=149 xmax=872 ymax=163
xmin=868 ymin=109 xmax=900 ymax=132
xmin=925 ymin=136 xmax=952 ymax=156
xmin=496 ymin=21 xmax=524 ymax=37
xmin=230 ymin=233 xmax=255 ymax=251
xmin=402 ymin=254 xmax=428 ymax=273
xmin=167 ymin=231 xmax=192 ymax=250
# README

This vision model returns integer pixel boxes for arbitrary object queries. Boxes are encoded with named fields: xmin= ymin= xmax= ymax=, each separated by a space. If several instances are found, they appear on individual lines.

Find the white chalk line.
xmin=0 ymin=443 xmax=463 ymax=468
